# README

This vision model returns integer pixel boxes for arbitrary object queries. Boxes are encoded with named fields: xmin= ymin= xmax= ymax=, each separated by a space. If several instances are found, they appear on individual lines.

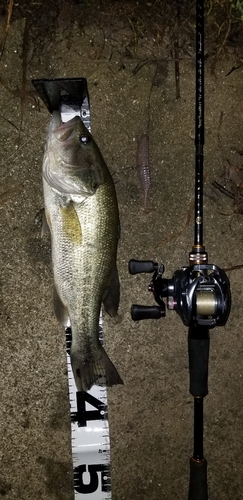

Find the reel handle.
xmin=131 ymin=305 xmax=165 ymax=321
xmin=129 ymin=259 xmax=158 ymax=274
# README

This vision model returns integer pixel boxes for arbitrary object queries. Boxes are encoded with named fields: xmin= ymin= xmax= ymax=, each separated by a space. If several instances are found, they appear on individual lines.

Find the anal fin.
xmin=53 ymin=285 xmax=69 ymax=327
xmin=102 ymin=265 xmax=120 ymax=318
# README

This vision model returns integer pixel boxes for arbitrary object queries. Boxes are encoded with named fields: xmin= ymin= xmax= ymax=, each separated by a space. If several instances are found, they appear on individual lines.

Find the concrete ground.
xmin=0 ymin=1 xmax=243 ymax=499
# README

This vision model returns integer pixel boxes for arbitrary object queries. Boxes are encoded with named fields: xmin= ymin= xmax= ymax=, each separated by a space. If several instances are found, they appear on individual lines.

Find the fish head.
xmin=43 ymin=111 xmax=107 ymax=197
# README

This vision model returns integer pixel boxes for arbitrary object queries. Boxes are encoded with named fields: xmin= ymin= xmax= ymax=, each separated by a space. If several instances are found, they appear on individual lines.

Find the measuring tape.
xmin=65 ymin=320 xmax=111 ymax=500
xmin=60 ymin=95 xmax=112 ymax=500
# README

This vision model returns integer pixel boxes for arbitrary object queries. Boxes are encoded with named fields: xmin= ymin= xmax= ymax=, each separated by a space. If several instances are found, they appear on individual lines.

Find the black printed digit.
xmin=74 ymin=464 xmax=111 ymax=494
xmin=71 ymin=391 xmax=108 ymax=427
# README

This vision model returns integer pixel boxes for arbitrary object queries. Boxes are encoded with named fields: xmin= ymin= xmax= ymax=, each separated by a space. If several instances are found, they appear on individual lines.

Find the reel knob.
xmin=131 ymin=304 xmax=165 ymax=321
xmin=129 ymin=260 xmax=158 ymax=274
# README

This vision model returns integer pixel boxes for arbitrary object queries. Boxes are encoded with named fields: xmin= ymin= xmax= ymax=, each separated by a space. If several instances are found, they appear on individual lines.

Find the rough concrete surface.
xmin=0 ymin=1 xmax=243 ymax=499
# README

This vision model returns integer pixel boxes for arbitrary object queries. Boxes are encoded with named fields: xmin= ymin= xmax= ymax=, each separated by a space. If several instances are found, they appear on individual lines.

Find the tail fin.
xmin=71 ymin=346 xmax=123 ymax=392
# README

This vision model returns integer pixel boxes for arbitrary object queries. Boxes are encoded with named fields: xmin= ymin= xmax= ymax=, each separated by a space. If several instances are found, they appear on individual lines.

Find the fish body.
xmin=43 ymin=111 xmax=123 ymax=391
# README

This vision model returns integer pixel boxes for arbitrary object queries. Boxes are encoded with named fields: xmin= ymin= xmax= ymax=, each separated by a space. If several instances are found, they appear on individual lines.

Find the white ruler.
xmin=65 ymin=322 xmax=111 ymax=500
xmin=61 ymin=96 xmax=112 ymax=500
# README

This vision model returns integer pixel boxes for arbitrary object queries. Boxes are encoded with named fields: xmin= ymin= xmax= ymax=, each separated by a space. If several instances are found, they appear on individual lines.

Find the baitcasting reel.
xmin=129 ymin=252 xmax=231 ymax=329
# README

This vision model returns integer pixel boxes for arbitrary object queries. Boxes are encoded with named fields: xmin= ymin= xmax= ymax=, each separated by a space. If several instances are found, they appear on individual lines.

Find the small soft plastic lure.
xmin=136 ymin=134 xmax=150 ymax=209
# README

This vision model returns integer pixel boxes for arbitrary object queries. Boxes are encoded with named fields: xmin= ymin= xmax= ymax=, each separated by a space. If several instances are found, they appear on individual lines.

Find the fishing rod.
xmin=128 ymin=1 xmax=231 ymax=498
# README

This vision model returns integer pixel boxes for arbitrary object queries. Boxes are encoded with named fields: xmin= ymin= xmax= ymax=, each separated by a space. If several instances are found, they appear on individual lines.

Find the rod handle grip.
xmin=188 ymin=328 xmax=209 ymax=397
xmin=188 ymin=458 xmax=208 ymax=500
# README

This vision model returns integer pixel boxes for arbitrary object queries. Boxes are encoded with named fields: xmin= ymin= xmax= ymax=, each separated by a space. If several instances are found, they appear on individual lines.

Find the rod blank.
xmin=194 ymin=0 xmax=204 ymax=247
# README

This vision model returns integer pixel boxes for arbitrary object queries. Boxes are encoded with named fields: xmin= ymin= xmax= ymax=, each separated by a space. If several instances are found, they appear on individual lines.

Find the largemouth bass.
xmin=43 ymin=111 xmax=123 ymax=392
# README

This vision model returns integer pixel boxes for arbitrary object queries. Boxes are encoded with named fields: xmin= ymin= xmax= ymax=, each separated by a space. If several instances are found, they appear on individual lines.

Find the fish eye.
xmin=80 ymin=135 xmax=90 ymax=144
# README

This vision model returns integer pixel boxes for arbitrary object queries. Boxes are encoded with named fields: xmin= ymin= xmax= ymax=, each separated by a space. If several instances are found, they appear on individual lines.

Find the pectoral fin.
xmin=103 ymin=266 xmax=120 ymax=317
xmin=41 ymin=209 xmax=51 ymax=237
xmin=53 ymin=285 xmax=69 ymax=327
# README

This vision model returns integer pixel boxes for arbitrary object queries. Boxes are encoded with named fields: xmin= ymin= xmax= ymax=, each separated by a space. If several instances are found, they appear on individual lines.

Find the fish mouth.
xmin=50 ymin=111 xmax=81 ymax=142
xmin=44 ymin=110 xmax=98 ymax=197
